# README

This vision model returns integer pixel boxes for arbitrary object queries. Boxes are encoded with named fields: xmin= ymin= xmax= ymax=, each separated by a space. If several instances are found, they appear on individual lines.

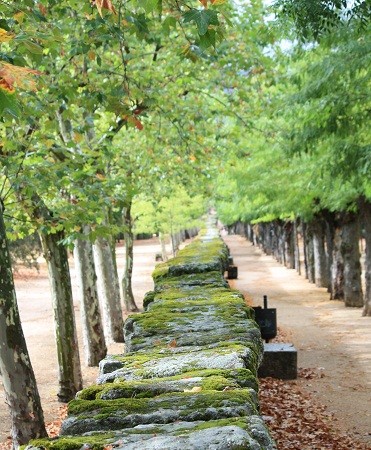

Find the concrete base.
xmin=258 ymin=343 xmax=297 ymax=380
xmin=227 ymin=266 xmax=238 ymax=279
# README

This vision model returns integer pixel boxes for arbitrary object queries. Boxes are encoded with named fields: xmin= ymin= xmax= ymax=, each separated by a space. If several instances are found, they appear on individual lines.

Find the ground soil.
xmin=0 ymin=234 xmax=370 ymax=448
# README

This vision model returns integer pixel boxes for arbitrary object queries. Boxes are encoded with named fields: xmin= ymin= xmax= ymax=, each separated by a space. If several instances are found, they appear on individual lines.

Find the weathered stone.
xmin=26 ymin=416 xmax=276 ymax=450
xmin=77 ymin=368 xmax=259 ymax=400
xmin=258 ymin=343 xmax=298 ymax=380
xmin=98 ymin=345 xmax=260 ymax=384
xmin=25 ymin=228 xmax=276 ymax=450
xmin=123 ymin=307 xmax=261 ymax=352
xmin=61 ymin=390 xmax=258 ymax=435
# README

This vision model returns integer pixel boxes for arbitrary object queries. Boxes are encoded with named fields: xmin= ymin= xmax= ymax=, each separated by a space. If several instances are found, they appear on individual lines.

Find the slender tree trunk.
xmin=122 ymin=200 xmax=139 ymax=312
xmin=294 ymin=218 xmax=301 ymax=275
xmin=331 ymin=222 xmax=344 ymax=300
xmin=303 ymin=222 xmax=315 ymax=283
xmin=284 ymin=221 xmax=295 ymax=269
xmin=324 ymin=212 xmax=344 ymax=301
xmin=93 ymin=236 xmax=124 ymax=343
xmin=312 ymin=215 xmax=329 ymax=288
xmin=340 ymin=211 xmax=363 ymax=307
xmin=361 ymin=200 xmax=371 ymax=316
xmin=324 ymin=212 xmax=335 ymax=296
xmin=0 ymin=203 xmax=47 ymax=448
xmin=277 ymin=221 xmax=285 ymax=264
xmin=271 ymin=221 xmax=279 ymax=262
xmin=73 ymin=226 xmax=107 ymax=366
xmin=40 ymin=230 xmax=83 ymax=401
xmin=159 ymin=232 xmax=168 ymax=261
xmin=16 ymin=192 xmax=82 ymax=402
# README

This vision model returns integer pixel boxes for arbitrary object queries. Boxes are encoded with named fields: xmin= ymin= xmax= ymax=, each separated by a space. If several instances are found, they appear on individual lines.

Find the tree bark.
xmin=284 ymin=221 xmax=295 ymax=269
xmin=159 ymin=232 xmax=168 ymax=261
xmin=0 ymin=203 xmax=47 ymax=448
xmin=73 ymin=226 xmax=107 ymax=366
xmin=303 ymin=222 xmax=315 ymax=283
xmin=312 ymin=215 xmax=329 ymax=288
xmin=361 ymin=199 xmax=371 ymax=316
xmin=323 ymin=212 xmax=345 ymax=301
xmin=93 ymin=236 xmax=124 ymax=343
xmin=340 ymin=211 xmax=363 ymax=307
xmin=40 ymin=230 xmax=83 ymax=401
xmin=294 ymin=218 xmax=301 ymax=275
xmin=122 ymin=200 xmax=139 ymax=312
xmin=16 ymin=192 xmax=82 ymax=402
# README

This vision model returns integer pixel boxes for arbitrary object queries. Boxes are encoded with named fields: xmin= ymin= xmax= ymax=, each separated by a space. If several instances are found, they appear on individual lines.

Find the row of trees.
xmin=1 ymin=0 xmax=369 ymax=446
xmin=214 ymin=1 xmax=370 ymax=315
xmin=0 ymin=0 xmax=249 ymax=446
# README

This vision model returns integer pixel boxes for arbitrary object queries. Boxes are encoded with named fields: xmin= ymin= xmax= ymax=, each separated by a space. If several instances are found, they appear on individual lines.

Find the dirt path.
xmin=1 ymin=235 xmax=370 ymax=446
xmin=224 ymin=234 xmax=371 ymax=446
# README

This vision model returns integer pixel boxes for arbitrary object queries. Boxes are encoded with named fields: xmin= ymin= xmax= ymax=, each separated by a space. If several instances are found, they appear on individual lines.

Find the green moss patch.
xmin=23 ymin=433 xmax=115 ymax=450
xmin=152 ymin=237 xmax=228 ymax=281
xmin=63 ymin=389 xmax=258 ymax=436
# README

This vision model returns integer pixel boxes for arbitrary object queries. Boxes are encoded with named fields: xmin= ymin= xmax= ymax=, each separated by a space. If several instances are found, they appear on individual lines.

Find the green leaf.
xmin=162 ymin=16 xmax=177 ymax=35
xmin=183 ymin=9 xmax=219 ymax=36
xmin=22 ymin=40 xmax=44 ymax=54
xmin=137 ymin=0 xmax=159 ymax=14
xmin=0 ymin=91 xmax=20 ymax=118
xmin=199 ymin=29 xmax=216 ymax=49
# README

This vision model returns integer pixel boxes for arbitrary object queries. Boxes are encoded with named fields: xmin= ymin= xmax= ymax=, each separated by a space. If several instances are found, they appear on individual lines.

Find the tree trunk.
xmin=40 ymin=230 xmax=83 ymax=401
xmin=312 ymin=215 xmax=329 ymax=288
xmin=122 ymin=201 xmax=139 ymax=312
xmin=159 ymin=232 xmax=168 ymax=261
xmin=16 ymin=192 xmax=82 ymax=402
xmin=0 ymin=203 xmax=47 ymax=448
xmin=323 ymin=212 xmax=345 ymax=301
xmin=93 ymin=236 xmax=124 ymax=343
xmin=340 ymin=211 xmax=363 ymax=307
xmin=361 ymin=200 xmax=371 ymax=316
xmin=294 ymin=218 xmax=301 ymax=275
xmin=284 ymin=221 xmax=295 ymax=269
xmin=303 ymin=222 xmax=315 ymax=283
xmin=73 ymin=226 xmax=107 ymax=366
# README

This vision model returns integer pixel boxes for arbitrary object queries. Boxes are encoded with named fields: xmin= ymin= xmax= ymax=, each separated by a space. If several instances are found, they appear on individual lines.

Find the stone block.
xmin=227 ymin=265 xmax=238 ymax=279
xmin=258 ymin=343 xmax=297 ymax=380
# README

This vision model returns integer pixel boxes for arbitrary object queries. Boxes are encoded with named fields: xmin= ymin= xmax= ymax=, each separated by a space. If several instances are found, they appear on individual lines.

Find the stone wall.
xmin=25 ymin=228 xmax=276 ymax=450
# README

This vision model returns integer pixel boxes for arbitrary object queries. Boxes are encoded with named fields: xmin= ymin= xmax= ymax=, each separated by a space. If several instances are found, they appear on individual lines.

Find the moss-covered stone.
xmin=25 ymin=416 xmax=276 ymax=450
xmin=78 ymin=367 xmax=258 ymax=402
xmin=23 ymin=433 xmax=116 ymax=450
xmin=62 ymin=389 xmax=258 ymax=435
xmin=152 ymin=237 xmax=228 ymax=282
xmin=98 ymin=342 xmax=262 ymax=384
xmin=25 ymin=229 xmax=276 ymax=450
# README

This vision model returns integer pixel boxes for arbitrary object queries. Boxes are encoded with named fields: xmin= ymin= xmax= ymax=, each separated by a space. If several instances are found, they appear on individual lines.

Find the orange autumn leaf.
xmin=0 ymin=28 xmax=14 ymax=43
xmin=0 ymin=62 xmax=42 ymax=93
xmin=38 ymin=2 xmax=48 ymax=15
xmin=92 ymin=0 xmax=117 ymax=18
xmin=125 ymin=115 xmax=144 ymax=130
xmin=199 ymin=0 xmax=208 ymax=6
xmin=168 ymin=339 xmax=177 ymax=348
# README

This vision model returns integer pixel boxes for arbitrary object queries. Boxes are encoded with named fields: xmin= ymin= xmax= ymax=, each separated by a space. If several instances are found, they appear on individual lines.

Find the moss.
xmin=126 ymin=304 xmax=253 ymax=337
xmin=142 ymin=290 xmax=156 ymax=309
xmin=174 ymin=417 xmax=252 ymax=434
xmin=84 ymin=369 xmax=258 ymax=401
xmin=76 ymin=385 xmax=104 ymax=400
xmin=68 ymin=388 xmax=257 ymax=422
xmin=200 ymin=375 xmax=239 ymax=391
xmin=24 ymin=433 xmax=115 ymax=450
xmin=154 ymin=271 xmax=228 ymax=291
xmin=152 ymin=237 xmax=228 ymax=282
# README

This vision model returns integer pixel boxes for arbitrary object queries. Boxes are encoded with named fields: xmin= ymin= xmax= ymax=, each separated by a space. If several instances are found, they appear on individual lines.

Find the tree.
xmin=0 ymin=200 xmax=47 ymax=448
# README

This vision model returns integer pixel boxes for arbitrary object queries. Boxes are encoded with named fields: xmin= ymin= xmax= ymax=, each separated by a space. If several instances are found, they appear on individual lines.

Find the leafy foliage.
xmin=273 ymin=0 xmax=370 ymax=40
